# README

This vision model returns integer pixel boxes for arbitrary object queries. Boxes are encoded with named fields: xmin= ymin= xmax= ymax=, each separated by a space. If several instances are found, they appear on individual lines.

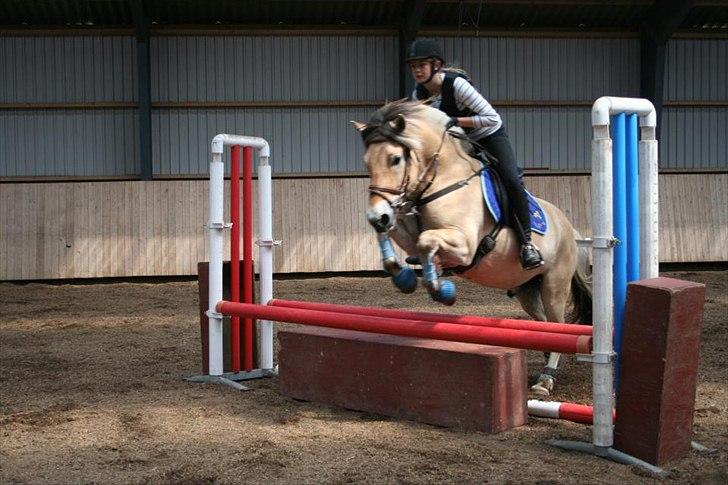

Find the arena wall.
xmin=1 ymin=173 xmax=725 ymax=280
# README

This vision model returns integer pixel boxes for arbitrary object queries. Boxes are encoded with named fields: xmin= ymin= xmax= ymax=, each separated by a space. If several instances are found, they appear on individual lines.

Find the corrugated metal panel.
xmin=665 ymin=39 xmax=728 ymax=101
xmin=661 ymin=107 xmax=727 ymax=170
xmin=152 ymin=107 xmax=374 ymax=175
xmin=152 ymin=106 xmax=593 ymax=175
xmin=426 ymin=37 xmax=640 ymax=101
xmin=151 ymin=36 xmax=399 ymax=102
xmin=0 ymin=109 xmax=139 ymax=177
xmin=0 ymin=36 xmax=136 ymax=103
xmin=499 ymin=107 xmax=592 ymax=171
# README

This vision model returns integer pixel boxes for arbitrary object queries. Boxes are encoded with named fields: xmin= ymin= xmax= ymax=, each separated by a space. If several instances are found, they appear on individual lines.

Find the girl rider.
xmin=406 ymin=38 xmax=544 ymax=270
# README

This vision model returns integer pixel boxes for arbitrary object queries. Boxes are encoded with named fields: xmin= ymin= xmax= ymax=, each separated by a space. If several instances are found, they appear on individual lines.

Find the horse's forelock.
xmin=363 ymin=100 xmax=438 ymax=150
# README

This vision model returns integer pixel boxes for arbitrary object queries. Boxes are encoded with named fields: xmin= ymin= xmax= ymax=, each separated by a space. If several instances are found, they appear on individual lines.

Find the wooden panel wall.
xmin=1 ymin=174 xmax=726 ymax=280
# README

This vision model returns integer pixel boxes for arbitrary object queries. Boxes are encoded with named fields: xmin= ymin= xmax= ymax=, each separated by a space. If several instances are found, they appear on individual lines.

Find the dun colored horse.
xmin=352 ymin=100 xmax=592 ymax=395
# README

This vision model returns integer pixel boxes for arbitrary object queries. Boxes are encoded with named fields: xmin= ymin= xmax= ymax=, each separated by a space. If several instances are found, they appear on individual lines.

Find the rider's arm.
xmin=450 ymin=77 xmax=502 ymax=130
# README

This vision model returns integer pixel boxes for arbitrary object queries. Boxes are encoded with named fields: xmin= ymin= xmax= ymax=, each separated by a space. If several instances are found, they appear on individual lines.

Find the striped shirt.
xmin=412 ymin=73 xmax=502 ymax=140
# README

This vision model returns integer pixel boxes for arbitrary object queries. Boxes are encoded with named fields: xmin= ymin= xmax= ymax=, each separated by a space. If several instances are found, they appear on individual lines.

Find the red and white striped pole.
xmin=528 ymin=400 xmax=615 ymax=425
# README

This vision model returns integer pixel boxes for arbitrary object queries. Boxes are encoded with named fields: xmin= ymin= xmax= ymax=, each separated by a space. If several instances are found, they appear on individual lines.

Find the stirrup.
xmin=520 ymin=243 xmax=544 ymax=270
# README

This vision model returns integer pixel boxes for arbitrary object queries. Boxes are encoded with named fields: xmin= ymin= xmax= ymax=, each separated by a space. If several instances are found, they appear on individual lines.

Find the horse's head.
xmin=352 ymin=100 xmax=456 ymax=232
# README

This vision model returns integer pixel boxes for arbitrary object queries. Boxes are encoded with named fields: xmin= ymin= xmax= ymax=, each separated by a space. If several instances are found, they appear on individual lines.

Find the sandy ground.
xmin=1 ymin=270 xmax=726 ymax=484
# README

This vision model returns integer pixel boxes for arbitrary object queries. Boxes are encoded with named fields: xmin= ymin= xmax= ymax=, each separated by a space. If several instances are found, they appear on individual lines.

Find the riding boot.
xmin=513 ymin=215 xmax=545 ymax=270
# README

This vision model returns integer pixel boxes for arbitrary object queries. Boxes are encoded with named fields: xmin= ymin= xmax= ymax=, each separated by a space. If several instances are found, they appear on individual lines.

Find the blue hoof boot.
xmin=431 ymin=280 xmax=456 ymax=305
xmin=392 ymin=267 xmax=417 ymax=294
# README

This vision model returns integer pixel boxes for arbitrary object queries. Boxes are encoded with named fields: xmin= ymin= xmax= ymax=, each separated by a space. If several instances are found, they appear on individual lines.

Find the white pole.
xmin=258 ymin=159 xmax=275 ymax=370
xmin=639 ymin=128 xmax=659 ymax=279
xmin=208 ymin=151 xmax=225 ymax=376
xmin=591 ymin=124 xmax=615 ymax=450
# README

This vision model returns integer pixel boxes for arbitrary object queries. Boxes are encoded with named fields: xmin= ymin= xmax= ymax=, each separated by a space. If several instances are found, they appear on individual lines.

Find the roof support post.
xmin=131 ymin=0 xmax=153 ymax=181
xmin=398 ymin=0 xmax=426 ymax=99
xmin=639 ymin=0 xmax=695 ymax=138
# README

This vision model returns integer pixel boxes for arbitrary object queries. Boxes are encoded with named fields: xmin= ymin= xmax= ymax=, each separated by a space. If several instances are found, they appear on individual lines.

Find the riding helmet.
xmin=404 ymin=39 xmax=444 ymax=63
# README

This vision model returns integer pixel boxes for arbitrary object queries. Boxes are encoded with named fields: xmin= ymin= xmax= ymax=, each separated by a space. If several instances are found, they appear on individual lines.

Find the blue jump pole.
xmin=626 ymin=114 xmax=640 ymax=283
xmin=612 ymin=113 xmax=627 ymax=387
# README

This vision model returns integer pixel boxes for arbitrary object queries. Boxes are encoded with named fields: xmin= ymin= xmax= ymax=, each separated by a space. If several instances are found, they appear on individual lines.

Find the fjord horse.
xmin=352 ymin=100 xmax=592 ymax=395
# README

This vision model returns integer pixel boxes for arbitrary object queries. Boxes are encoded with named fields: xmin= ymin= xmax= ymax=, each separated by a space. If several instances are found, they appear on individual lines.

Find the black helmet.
xmin=404 ymin=39 xmax=444 ymax=63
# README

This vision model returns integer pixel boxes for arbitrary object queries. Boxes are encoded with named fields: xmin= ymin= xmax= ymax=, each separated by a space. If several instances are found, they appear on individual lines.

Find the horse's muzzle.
xmin=366 ymin=201 xmax=395 ymax=233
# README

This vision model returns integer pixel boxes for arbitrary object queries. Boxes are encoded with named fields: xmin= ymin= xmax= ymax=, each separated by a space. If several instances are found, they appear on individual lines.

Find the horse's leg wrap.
xmin=539 ymin=366 xmax=559 ymax=381
xmin=377 ymin=232 xmax=417 ymax=293
xmin=422 ymin=256 xmax=456 ymax=306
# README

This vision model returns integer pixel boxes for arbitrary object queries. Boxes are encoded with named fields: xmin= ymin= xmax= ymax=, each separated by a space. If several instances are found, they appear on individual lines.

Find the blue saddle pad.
xmin=480 ymin=169 xmax=548 ymax=235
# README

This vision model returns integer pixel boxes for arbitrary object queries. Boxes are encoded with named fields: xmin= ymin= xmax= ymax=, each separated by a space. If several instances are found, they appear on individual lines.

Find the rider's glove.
xmin=446 ymin=117 xmax=459 ymax=129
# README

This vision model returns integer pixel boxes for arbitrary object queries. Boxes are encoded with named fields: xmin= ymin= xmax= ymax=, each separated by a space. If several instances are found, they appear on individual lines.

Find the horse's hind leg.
xmin=513 ymin=281 xmax=556 ymax=396
xmin=528 ymin=271 xmax=572 ymax=397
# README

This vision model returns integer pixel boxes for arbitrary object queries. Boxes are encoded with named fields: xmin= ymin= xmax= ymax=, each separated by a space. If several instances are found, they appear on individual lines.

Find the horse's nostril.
xmin=380 ymin=214 xmax=390 ymax=227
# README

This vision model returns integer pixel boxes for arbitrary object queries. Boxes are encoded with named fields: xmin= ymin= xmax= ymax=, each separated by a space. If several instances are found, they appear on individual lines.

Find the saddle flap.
xmin=480 ymin=169 xmax=548 ymax=235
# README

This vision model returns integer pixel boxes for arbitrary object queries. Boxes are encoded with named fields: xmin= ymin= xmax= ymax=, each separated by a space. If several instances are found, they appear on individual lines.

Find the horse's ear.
xmin=389 ymin=114 xmax=406 ymax=133
xmin=350 ymin=121 xmax=368 ymax=132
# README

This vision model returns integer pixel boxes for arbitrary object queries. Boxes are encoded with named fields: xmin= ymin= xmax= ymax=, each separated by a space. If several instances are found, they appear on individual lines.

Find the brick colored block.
xmin=278 ymin=327 xmax=527 ymax=433
xmin=614 ymin=277 xmax=705 ymax=466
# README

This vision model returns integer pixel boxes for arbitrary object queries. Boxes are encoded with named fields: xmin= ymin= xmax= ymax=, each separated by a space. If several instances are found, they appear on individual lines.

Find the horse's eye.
xmin=390 ymin=155 xmax=402 ymax=166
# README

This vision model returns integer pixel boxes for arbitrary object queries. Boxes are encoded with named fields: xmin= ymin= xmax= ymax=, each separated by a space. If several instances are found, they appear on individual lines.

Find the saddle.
xmin=451 ymin=160 xmax=547 ymax=274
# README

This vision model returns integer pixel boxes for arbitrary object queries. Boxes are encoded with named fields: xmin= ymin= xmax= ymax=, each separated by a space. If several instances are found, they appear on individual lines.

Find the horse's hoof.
xmin=530 ymin=376 xmax=554 ymax=396
xmin=431 ymin=280 xmax=456 ymax=306
xmin=529 ymin=384 xmax=551 ymax=397
xmin=392 ymin=267 xmax=417 ymax=294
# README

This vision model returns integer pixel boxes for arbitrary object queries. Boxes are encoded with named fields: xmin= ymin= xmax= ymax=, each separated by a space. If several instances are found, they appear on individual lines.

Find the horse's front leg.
xmin=417 ymin=228 xmax=472 ymax=306
xmin=375 ymin=231 xmax=417 ymax=293
xmin=367 ymin=199 xmax=418 ymax=293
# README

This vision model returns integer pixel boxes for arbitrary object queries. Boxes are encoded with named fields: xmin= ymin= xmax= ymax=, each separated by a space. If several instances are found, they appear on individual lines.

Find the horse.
xmin=352 ymin=100 xmax=592 ymax=396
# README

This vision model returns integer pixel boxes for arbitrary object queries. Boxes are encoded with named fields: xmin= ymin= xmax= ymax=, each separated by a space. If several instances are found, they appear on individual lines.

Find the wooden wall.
xmin=1 ymin=174 xmax=726 ymax=281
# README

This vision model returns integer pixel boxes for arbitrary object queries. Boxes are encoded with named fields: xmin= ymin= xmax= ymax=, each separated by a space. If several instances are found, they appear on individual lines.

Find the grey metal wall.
xmin=0 ymin=109 xmax=139 ymax=176
xmin=152 ymin=107 xmax=373 ymax=174
xmin=662 ymin=38 xmax=727 ymax=170
xmin=151 ymin=35 xmax=398 ymax=175
xmin=439 ymin=37 xmax=640 ymax=100
xmin=0 ymin=36 xmax=139 ymax=177
xmin=0 ymin=34 xmax=725 ymax=177
xmin=152 ymin=36 xmax=398 ymax=102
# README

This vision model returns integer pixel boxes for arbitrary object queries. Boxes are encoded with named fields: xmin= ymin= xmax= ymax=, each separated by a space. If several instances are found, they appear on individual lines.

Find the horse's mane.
xmin=360 ymin=99 xmax=475 ymax=156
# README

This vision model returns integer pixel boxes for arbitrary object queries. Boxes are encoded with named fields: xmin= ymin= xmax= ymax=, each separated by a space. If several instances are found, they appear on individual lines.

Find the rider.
xmin=405 ymin=38 xmax=544 ymax=270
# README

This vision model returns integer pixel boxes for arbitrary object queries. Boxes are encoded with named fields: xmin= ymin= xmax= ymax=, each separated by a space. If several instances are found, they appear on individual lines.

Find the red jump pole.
xmin=217 ymin=301 xmax=592 ymax=354
xmin=229 ymin=146 xmax=241 ymax=373
xmin=270 ymin=299 xmax=592 ymax=336
xmin=242 ymin=146 xmax=254 ymax=372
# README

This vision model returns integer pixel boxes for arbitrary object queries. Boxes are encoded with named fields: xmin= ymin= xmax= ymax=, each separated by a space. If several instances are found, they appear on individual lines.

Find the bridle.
xmin=367 ymin=126 xmax=484 ymax=213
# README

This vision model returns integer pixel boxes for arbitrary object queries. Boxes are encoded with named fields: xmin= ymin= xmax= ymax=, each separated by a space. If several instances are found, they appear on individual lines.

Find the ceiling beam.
xmin=640 ymin=0 xmax=696 ymax=137
xmin=130 ymin=0 xmax=153 ymax=181
xmin=399 ymin=0 xmax=427 ymax=99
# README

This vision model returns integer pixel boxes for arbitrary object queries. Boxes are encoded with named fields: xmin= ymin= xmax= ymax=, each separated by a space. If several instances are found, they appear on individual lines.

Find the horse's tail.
xmin=569 ymin=231 xmax=593 ymax=324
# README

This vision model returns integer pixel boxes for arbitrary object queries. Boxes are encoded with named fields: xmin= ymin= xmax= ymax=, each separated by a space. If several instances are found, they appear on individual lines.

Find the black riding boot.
xmin=478 ymin=127 xmax=544 ymax=270
xmin=514 ymin=215 xmax=545 ymax=270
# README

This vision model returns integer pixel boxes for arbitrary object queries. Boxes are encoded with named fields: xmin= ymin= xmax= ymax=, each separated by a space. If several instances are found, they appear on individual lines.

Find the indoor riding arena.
xmin=1 ymin=1 xmax=726 ymax=484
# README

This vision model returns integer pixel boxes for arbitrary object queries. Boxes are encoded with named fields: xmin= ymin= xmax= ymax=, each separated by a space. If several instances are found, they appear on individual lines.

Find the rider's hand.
xmin=446 ymin=117 xmax=459 ymax=129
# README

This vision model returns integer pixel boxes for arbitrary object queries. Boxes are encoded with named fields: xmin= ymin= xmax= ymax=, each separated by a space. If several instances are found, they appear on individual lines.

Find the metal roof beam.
xmin=131 ymin=0 xmax=153 ymax=181
xmin=640 ymin=1 xmax=696 ymax=138
xmin=399 ymin=0 xmax=427 ymax=99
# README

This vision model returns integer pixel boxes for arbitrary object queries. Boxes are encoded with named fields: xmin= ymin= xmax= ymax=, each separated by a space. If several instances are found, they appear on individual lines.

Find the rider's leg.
xmin=480 ymin=128 xmax=544 ymax=270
